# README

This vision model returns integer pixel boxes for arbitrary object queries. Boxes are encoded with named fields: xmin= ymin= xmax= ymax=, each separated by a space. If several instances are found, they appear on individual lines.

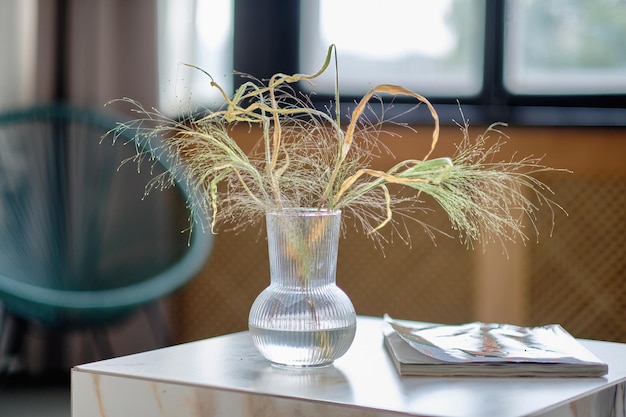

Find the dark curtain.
xmin=1 ymin=0 xmax=158 ymax=112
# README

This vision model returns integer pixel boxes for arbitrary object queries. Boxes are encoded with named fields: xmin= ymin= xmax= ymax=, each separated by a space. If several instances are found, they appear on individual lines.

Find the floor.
xmin=0 ymin=313 xmax=72 ymax=417
xmin=0 ymin=304 xmax=170 ymax=417
xmin=0 ymin=372 xmax=70 ymax=417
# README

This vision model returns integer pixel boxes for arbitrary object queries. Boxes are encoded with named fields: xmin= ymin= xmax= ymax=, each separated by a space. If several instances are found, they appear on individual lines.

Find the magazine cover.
xmin=383 ymin=315 xmax=608 ymax=377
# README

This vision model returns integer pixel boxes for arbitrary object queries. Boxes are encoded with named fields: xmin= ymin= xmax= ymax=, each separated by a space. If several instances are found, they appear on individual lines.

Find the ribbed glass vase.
xmin=248 ymin=208 xmax=357 ymax=368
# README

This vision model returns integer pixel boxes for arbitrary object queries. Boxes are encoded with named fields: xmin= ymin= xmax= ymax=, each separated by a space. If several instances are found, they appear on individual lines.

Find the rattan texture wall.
xmin=169 ymin=126 xmax=626 ymax=344
xmin=171 ymin=205 xmax=474 ymax=343
xmin=527 ymin=173 xmax=626 ymax=342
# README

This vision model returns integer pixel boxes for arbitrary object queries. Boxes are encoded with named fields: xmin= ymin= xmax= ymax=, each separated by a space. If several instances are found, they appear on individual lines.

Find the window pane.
xmin=157 ymin=0 xmax=233 ymax=114
xmin=299 ymin=0 xmax=485 ymax=98
xmin=504 ymin=0 xmax=626 ymax=95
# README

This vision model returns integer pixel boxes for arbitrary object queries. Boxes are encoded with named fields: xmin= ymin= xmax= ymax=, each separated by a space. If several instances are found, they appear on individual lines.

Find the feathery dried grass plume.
xmin=107 ymin=45 xmax=563 ymax=249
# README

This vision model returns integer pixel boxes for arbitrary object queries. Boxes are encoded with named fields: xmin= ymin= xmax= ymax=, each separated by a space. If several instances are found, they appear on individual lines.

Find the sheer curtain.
xmin=157 ymin=0 xmax=233 ymax=115
xmin=0 ymin=1 xmax=39 ymax=112
xmin=0 ymin=0 xmax=158 ymax=113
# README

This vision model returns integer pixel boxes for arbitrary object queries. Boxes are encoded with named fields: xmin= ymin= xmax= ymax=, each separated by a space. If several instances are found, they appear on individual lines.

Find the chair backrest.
xmin=0 ymin=104 xmax=213 ymax=327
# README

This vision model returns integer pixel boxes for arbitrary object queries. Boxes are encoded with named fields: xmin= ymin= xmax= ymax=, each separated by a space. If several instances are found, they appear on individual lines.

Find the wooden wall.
xmin=169 ymin=123 xmax=626 ymax=343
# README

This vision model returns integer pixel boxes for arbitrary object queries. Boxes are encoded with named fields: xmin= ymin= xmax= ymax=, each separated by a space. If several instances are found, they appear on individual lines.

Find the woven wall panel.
xmin=171 ymin=174 xmax=626 ymax=344
xmin=171 ymin=224 xmax=269 ymax=342
xmin=336 ymin=217 xmax=473 ymax=324
xmin=527 ymin=174 xmax=626 ymax=342
xmin=172 ymin=206 xmax=474 ymax=343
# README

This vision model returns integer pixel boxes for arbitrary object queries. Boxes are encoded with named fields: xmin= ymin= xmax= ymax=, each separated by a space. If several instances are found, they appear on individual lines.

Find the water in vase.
xmin=249 ymin=323 xmax=356 ymax=367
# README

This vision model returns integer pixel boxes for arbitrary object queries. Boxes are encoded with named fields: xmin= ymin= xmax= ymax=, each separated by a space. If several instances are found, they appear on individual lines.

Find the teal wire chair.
xmin=0 ymin=104 xmax=213 ymax=368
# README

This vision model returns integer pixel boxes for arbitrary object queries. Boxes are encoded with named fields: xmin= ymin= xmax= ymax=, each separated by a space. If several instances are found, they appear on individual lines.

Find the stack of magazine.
xmin=383 ymin=314 xmax=608 ymax=377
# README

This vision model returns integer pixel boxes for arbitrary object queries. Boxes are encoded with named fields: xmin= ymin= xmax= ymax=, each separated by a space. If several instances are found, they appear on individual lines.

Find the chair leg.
xmin=89 ymin=328 xmax=115 ymax=360
xmin=143 ymin=302 xmax=173 ymax=347
xmin=0 ymin=308 xmax=27 ymax=376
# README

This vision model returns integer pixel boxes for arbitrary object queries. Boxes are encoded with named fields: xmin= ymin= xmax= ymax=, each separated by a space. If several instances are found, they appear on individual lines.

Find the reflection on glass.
xmin=504 ymin=0 xmax=626 ymax=94
xmin=299 ymin=0 xmax=485 ymax=97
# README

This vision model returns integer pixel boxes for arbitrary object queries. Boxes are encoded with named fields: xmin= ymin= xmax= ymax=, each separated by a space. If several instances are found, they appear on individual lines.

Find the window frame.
xmin=232 ymin=0 xmax=626 ymax=127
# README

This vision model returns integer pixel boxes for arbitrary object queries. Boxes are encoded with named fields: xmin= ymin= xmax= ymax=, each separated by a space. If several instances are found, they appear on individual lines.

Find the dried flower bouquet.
xmin=108 ymin=45 xmax=561 ymax=248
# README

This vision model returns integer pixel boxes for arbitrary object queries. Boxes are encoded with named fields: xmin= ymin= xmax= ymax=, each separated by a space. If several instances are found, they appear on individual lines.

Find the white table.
xmin=72 ymin=316 xmax=626 ymax=417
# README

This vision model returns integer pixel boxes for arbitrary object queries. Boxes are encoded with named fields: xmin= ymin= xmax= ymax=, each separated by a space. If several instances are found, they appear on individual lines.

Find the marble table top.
xmin=72 ymin=316 xmax=626 ymax=417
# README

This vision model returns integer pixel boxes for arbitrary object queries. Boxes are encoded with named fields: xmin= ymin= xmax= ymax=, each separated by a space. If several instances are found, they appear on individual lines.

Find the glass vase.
xmin=249 ymin=208 xmax=357 ymax=368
